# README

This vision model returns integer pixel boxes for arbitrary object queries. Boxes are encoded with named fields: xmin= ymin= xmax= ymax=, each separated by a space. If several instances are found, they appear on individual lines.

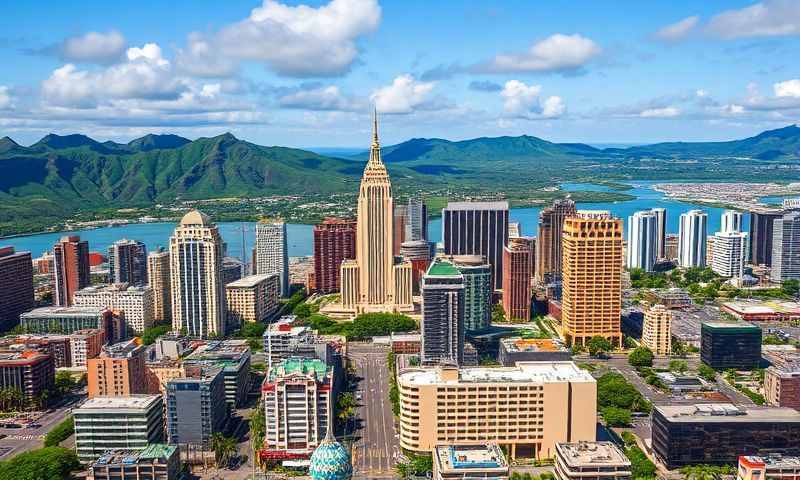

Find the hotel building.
xmin=74 ymin=283 xmax=155 ymax=334
xmin=0 ymin=246 xmax=34 ymax=332
xmin=421 ymin=259 xmax=465 ymax=365
xmin=535 ymin=198 xmax=577 ymax=284
xmin=678 ymin=210 xmax=708 ymax=268
xmin=502 ymin=237 xmax=533 ymax=322
xmin=53 ymin=235 xmax=90 ymax=306
xmin=225 ymin=274 xmax=280 ymax=326
xmin=108 ymin=239 xmax=148 ymax=286
xmin=443 ymin=201 xmax=509 ymax=290
xmin=452 ymin=256 xmax=492 ymax=333
xmin=312 ymin=218 xmax=356 ymax=294
xmin=255 ymin=218 xmax=290 ymax=296
xmin=147 ymin=248 xmax=171 ymax=324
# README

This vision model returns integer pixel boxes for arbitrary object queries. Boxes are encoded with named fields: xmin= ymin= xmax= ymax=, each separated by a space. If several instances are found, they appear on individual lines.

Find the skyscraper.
xmin=0 ymin=246 xmax=34 ymax=332
xmin=406 ymin=198 xmax=428 ymax=242
xmin=147 ymin=248 xmax=171 ymax=324
xmin=771 ymin=211 xmax=800 ymax=281
xmin=561 ymin=211 xmax=623 ymax=347
xmin=678 ymin=210 xmax=708 ymax=268
xmin=107 ymin=239 xmax=148 ymax=286
xmin=313 ymin=218 xmax=356 ymax=294
xmin=502 ymin=237 xmax=532 ymax=322
xmin=749 ymin=209 xmax=783 ymax=267
xmin=169 ymin=210 xmax=226 ymax=337
xmin=626 ymin=210 xmax=659 ymax=272
xmin=721 ymin=210 xmax=744 ymax=233
xmin=711 ymin=231 xmax=748 ymax=278
xmin=651 ymin=207 xmax=667 ymax=260
xmin=452 ymin=255 xmax=492 ymax=333
xmin=393 ymin=204 xmax=408 ymax=256
xmin=337 ymin=112 xmax=413 ymax=315
xmin=442 ymin=201 xmax=509 ymax=290
xmin=53 ymin=235 xmax=90 ymax=307
xmin=255 ymin=218 xmax=289 ymax=297
xmin=421 ymin=259 xmax=465 ymax=365
xmin=535 ymin=198 xmax=576 ymax=284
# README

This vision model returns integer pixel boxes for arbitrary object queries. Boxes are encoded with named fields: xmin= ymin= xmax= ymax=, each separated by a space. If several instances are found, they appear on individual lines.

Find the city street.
xmin=348 ymin=343 xmax=400 ymax=479
xmin=0 ymin=393 xmax=83 ymax=460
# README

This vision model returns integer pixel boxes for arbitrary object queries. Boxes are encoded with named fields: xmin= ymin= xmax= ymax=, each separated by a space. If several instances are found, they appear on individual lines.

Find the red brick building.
xmin=312 ymin=218 xmax=356 ymax=294
xmin=502 ymin=237 xmax=533 ymax=322
xmin=53 ymin=235 xmax=90 ymax=306
xmin=0 ymin=246 xmax=34 ymax=332
xmin=765 ymin=366 xmax=800 ymax=410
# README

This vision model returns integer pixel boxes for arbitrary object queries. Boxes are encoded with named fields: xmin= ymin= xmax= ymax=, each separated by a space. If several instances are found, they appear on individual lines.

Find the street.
xmin=0 ymin=393 xmax=83 ymax=460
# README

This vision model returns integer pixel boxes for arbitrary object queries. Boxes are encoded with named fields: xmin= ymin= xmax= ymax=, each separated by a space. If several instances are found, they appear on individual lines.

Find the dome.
xmin=308 ymin=434 xmax=352 ymax=480
xmin=180 ymin=209 xmax=211 ymax=226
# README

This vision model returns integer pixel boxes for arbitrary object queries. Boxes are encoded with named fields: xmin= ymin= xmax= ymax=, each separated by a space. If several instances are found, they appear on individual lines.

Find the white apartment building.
xmin=626 ymin=210 xmax=658 ymax=271
xmin=255 ymin=219 xmax=289 ymax=297
xmin=73 ymin=283 xmax=155 ymax=334
xmin=711 ymin=231 xmax=748 ymax=278
xmin=678 ymin=210 xmax=708 ymax=268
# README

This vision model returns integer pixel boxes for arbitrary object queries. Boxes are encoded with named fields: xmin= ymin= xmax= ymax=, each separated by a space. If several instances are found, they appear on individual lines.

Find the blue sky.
xmin=0 ymin=0 xmax=799 ymax=147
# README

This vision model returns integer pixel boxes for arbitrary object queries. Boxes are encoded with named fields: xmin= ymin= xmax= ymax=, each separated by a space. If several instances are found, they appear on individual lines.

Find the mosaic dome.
xmin=308 ymin=433 xmax=352 ymax=480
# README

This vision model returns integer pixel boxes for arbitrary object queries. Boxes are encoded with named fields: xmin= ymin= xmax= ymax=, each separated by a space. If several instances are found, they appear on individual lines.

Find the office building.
xmin=643 ymin=288 xmax=692 ymax=309
xmin=394 ymin=204 xmax=409 ymax=256
xmin=74 ymin=395 xmax=164 ymax=463
xmin=502 ymin=237 xmax=532 ymax=321
xmin=0 ymin=246 xmax=34 ymax=332
xmin=555 ymin=442 xmax=631 ymax=480
xmin=421 ymin=259 xmax=465 ymax=365
xmin=261 ymin=358 xmax=333 ymax=459
xmin=406 ymin=198 xmax=428 ymax=242
xmin=88 ymin=444 xmax=180 ymax=480
xmin=772 ymin=211 xmax=800 ymax=281
xmin=1 ymin=334 xmax=71 ymax=368
xmin=313 ymin=218 xmax=356 ymax=294
xmin=221 ymin=256 xmax=244 ymax=285
xmin=498 ymin=337 xmax=571 ymax=366
xmin=711 ymin=231 xmax=748 ymax=278
xmin=641 ymin=305 xmax=672 ymax=355
xmin=665 ymin=233 xmax=679 ymax=261
xmin=561 ymin=211 xmax=623 ymax=347
xmin=0 ymin=351 xmax=54 ymax=403
xmin=88 ymin=339 xmax=147 ymax=397
xmin=225 ymin=274 xmax=280 ymax=326
xmin=108 ymin=239 xmax=148 ymax=286
xmin=74 ymin=283 xmax=155 ymax=334
xmin=147 ymin=248 xmax=171 ymax=324
xmin=20 ymin=306 xmax=125 ymax=342
xmin=443 ymin=201 xmax=509 ymax=290
xmin=678 ymin=210 xmax=708 ymax=268
xmin=652 ymin=403 xmax=800 ymax=468
xmin=722 ymin=210 xmax=744 ymax=233
xmin=700 ymin=322 xmax=761 ymax=370
xmin=401 ymin=240 xmax=433 ymax=294
xmin=452 ymin=256 xmax=492 ymax=332
xmin=69 ymin=329 xmax=104 ymax=368
xmin=433 ymin=444 xmax=509 ymax=480
xmin=53 ymin=235 xmax=90 ymax=306
xmin=166 ymin=366 xmax=228 ymax=448
xmin=183 ymin=340 xmax=251 ymax=407
xmin=738 ymin=455 xmax=800 ymax=480
xmin=651 ymin=207 xmax=667 ymax=260
xmin=535 ymin=198 xmax=577 ymax=284
xmin=764 ymin=365 xmax=800 ymax=410
xmin=398 ymin=362 xmax=596 ymax=459
xmin=263 ymin=316 xmax=312 ymax=361
xmin=255 ymin=218 xmax=289 ymax=297
xmin=336 ymin=113 xmax=414 ymax=315
xmin=750 ymin=209 xmax=784 ymax=267
xmin=169 ymin=210 xmax=226 ymax=338
xmin=145 ymin=360 xmax=186 ymax=394
xmin=626 ymin=210 xmax=658 ymax=272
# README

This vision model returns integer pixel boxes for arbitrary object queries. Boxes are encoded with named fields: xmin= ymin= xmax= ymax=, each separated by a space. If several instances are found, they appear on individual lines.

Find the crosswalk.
xmin=4 ymin=434 xmax=44 ymax=441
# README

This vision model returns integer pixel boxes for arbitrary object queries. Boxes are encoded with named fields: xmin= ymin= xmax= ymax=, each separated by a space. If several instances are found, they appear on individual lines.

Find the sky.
xmin=0 ymin=0 xmax=799 ymax=147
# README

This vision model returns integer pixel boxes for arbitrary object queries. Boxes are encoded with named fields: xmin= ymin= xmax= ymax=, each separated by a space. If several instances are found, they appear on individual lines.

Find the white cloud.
xmin=500 ymin=80 xmax=565 ymax=119
xmin=774 ymin=79 xmax=800 ymax=98
xmin=696 ymin=89 xmax=709 ymax=98
xmin=640 ymin=107 xmax=681 ymax=118
xmin=707 ymin=0 xmax=800 ymax=39
xmin=177 ymin=0 xmax=381 ymax=77
xmin=370 ymin=75 xmax=435 ymax=114
xmin=0 ymin=86 xmax=12 ymax=109
xmin=279 ymin=85 xmax=364 ymax=111
xmin=60 ymin=30 xmax=127 ymax=64
xmin=653 ymin=16 xmax=699 ymax=42
xmin=480 ymin=34 xmax=601 ymax=74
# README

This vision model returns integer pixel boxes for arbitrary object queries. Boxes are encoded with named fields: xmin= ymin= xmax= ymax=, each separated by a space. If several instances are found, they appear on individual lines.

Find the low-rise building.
xmin=433 ymin=444 xmax=509 ymax=480
xmin=88 ymin=444 xmax=181 ymax=480
xmin=166 ymin=366 xmax=228 ymax=448
xmin=721 ymin=300 xmax=800 ymax=323
xmin=154 ymin=333 xmax=193 ymax=360
xmin=20 ymin=306 xmax=126 ymax=342
xmin=0 ymin=334 xmax=72 ymax=368
xmin=700 ymin=321 xmax=762 ymax=370
xmin=555 ymin=442 xmax=631 ymax=480
xmin=372 ymin=333 xmax=422 ymax=354
xmin=642 ymin=288 xmax=692 ymax=309
xmin=738 ymin=455 xmax=800 ymax=480
xmin=765 ymin=364 xmax=800 ymax=410
xmin=73 ymin=283 xmax=155 ymax=334
xmin=183 ymin=339 xmax=250 ymax=407
xmin=498 ymin=337 xmax=571 ymax=366
xmin=263 ymin=316 xmax=313 ymax=360
xmin=145 ymin=360 xmax=186 ymax=394
xmin=225 ymin=273 xmax=280 ymax=326
xmin=0 ymin=350 xmax=55 ymax=403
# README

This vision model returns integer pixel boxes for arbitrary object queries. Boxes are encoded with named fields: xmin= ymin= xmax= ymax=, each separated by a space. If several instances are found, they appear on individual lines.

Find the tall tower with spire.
xmin=335 ymin=111 xmax=413 ymax=316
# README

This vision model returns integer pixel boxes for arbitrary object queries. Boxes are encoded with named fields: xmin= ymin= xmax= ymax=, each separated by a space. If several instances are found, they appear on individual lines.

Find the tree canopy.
xmin=597 ymin=372 xmax=651 ymax=413
xmin=628 ymin=347 xmax=654 ymax=367
xmin=586 ymin=336 xmax=613 ymax=357
xmin=0 ymin=447 xmax=81 ymax=480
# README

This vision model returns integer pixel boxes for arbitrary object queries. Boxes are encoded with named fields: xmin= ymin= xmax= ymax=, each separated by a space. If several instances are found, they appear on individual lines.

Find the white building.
xmin=772 ymin=211 xmax=800 ymax=282
xmin=711 ymin=231 xmax=748 ymax=278
xmin=651 ymin=208 xmax=667 ymax=261
xmin=626 ymin=210 xmax=658 ymax=271
xmin=721 ymin=210 xmax=744 ymax=233
xmin=73 ymin=283 xmax=155 ymax=333
xmin=263 ymin=315 xmax=313 ymax=362
xmin=255 ymin=219 xmax=290 ymax=297
xmin=678 ymin=210 xmax=708 ymax=268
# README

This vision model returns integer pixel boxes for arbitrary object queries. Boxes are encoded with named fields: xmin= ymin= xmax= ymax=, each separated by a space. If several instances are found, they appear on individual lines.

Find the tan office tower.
xmin=147 ymin=248 xmax=171 ymax=324
xmin=337 ymin=111 xmax=413 ymax=316
xmin=535 ymin=199 xmax=576 ymax=284
xmin=169 ymin=210 xmax=226 ymax=337
xmin=642 ymin=304 xmax=672 ymax=355
xmin=561 ymin=211 xmax=623 ymax=347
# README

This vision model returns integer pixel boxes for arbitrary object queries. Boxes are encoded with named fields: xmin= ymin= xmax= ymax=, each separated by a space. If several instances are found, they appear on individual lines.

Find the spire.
xmin=372 ymin=106 xmax=379 ymax=147
xmin=365 ymin=107 xmax=385 ymax=171
xmin=324 ymin=379 xmax=334 ymax=442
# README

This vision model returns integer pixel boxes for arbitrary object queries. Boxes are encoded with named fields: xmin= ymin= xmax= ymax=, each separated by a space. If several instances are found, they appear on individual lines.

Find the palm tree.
xmin=211 ymin=432 xmax=237 ymax=468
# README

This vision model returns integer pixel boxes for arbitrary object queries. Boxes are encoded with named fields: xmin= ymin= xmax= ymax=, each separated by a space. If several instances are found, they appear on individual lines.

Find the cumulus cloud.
xmin=370 ymin=74 xmax=436 ymax=114
xmin=278 ymin=84 xmax=364 ymax=111
xmin=640 ymin=106 xmax=681 ymax=118
xmin=653 ymin=16 xmax=699 ymax=42
xmin=774 ymin=79 xmax=800 ymax=98
xmin=478 ymin=34 xmax=601 ymax=74
xmin=707 ymin=0 xmax=800 ymax=39
xmin=177 ymin=0 xmax=381 ymax=77
xmin=61 ymin=30 xmax=127 ymax=63
xmin=500 ymin=80 xmax=565 ymax=119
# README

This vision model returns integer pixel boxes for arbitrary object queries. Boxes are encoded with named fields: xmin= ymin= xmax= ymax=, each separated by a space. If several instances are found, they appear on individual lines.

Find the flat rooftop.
xmin=226 ymin=274 xmax=276 ymax=288
xmin=399 ymin=361 xmax=594 ymax=385
xmin=444 ymin=201 xmax=509 ymax=211
xmin=92 ymin=444 xmax=176 ymax=466
xmin=501 ymin=337 xmax=567 ymax=353
xmin=427 ymin=259 xmax=461 ymax=276
xmin=656 ymin=403 xmax=800 ymax=423
xmin=741 ymin=455 xmax=800 ymax=469
xmin=557 ymin=442 xmax=631 ymax=467
xmin=20 ymin=306 xmax=107 ymax=317
xmin=702 ymin=321 xmax=760 ymax=331
xmin=435 ymin=444 xmax=508 ymax=473
xmin=76 ymin=283 xmax=150 ymax=294
xmin=723 ymin=300 xmax=800 ymax=315
xmin=77 ymin=395 xmax=161 ymax=411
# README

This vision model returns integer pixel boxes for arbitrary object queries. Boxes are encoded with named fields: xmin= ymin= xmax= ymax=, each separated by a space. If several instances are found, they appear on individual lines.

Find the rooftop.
xmin=20 ymin=306 xmax=109 ymax=318
xmin=501 ymin=337 xmax=567 ymax=353
xmin=426 ymin=259 xmax=461 ymax=277
xmin=702 ymin=321 xmax=760 ymax=331
xmin=77 ymin=395 xmax=161 ymax=411
xmin=268 ymin=357 xmax=330 ymax=381
xmin=180 ymin=209 xmax=211 ymax=226
xmin=723 ymin=300 xmax=800 ymax=316
xmin=444 ymin=201 xmax=509 ymax=211
xmin=740 ymin=455 xmax=800 ymax=469
xmin=557 ymin=442 xmax=631 ymax=467
xmin=226 ymin=274 xmax=277 ymax=288
xmin=92 ymin=444 xmax=177 ymax=466
xmin=656 ymin=403 xmax=800 ymax=423
xmin=399 ymin=361 xmax=594 ymax=385
xmin=435 ymin=444 xmax=508 ymax=474
xmin=75 ymin=283 xmax=151 ymax=295
xmin=185 ymin=340 xmax=250 ymax=364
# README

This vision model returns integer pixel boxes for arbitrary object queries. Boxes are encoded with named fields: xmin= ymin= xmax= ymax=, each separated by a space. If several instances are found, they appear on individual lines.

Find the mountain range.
xmin=0 ymin=124 xmax=798 ymax=236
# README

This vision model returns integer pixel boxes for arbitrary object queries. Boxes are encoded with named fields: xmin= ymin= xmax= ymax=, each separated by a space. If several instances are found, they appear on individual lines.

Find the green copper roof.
xmin=138 ymin=444 xmax=177 ymax=459
xmin=270 ymin=358 xmax=329 ymax=380
xmin=427 ymin=259 xmax=460 ymax=277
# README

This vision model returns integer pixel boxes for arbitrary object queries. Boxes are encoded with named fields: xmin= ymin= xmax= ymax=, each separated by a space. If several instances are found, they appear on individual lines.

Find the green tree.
xmin=626 ymin=444 xmax=657 ymax=479
xmin=44 ymin=416 xmax=74 ymax=447
xmin=601 ymin=406 xmax=632 ymax=427
xmin=0 ymin=447 xmax=81 ymax=479
xmin=210 ymin=432 xmax=238 ymax=468
xmin=671 ymin=338 xmax=687 ymax=356
xmin=140 ymin=323 xmax=171 ymax=345
xmin=668 ymin=359 xmax=689 ymax=374
xmin=628 ymin=347 xmax=654 ymax=367
xmin=698 ymin=364 xmax=717 ymax=382
xmin=491 ymin=303 xmax=506 ymax=324
xmin=597 ymin=372 xmax=651 ymax=413
xmin=681 ymin=464 xmax=735 ymax=480
xmin=586 ymin=336 xmax=613 ymax=357
xmin=781 ymin=279 xmax=800 ymax=297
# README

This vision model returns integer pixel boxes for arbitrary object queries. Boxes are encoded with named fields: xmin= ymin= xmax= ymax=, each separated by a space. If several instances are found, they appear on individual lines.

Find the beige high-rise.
xmin=642 ymin=304 xmax=672 ymax=355
xmin=147 ymin=248 xmax=171 ymax=324
xmin=561 ymin=211 xmax=623 ymax=347
xmin=338 ymin=112 xmax=413 ymax=315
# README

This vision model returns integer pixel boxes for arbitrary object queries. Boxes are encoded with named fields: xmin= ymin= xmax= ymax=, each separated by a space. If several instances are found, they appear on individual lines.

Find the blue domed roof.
xmin=309 ymin=434 xmax=352 ymax=480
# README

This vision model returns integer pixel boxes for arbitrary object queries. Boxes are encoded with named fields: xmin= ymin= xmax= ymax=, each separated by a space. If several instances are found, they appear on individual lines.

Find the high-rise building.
xmin=749 ymin=209 xmax=783 ymax=267
xmin=626 ymin=210 xmax=658 ymax=272
xmin=312 ymin=218 xmax=356 ymax=294
xmin=651 ymin=207 xmax=667 ymax=261
xmin=147 ymin=248 xmax=171 ymax=324
xmin=421 ymin=259 xmax=465 ymax=365
xmin=166 ymin=366 xmax=228 ymax=448
xmin=406 ymin=198 xmax=428 ymax=242
xmin=69 ymin=329 xmax=104 ymax=368
xmin=642 ymin=304 xmax=672 ymax=355
xmin=771 ymin=211 xmax=800 ymax=281
xmin=561 ymin=211 xmax=623 ymax=347
xmin=337 ymin=112 xmax=413 ymax=315
xmin=401 ymin=240 xmax=432 ymax=294
xmin=508 ymin=222 xmax=521 ymax=238
xmin=535 ymin=199 xmax=577 ymax=284
xmin=442 ymin=201 xmax=509 ymax=290
xmin=74 ymin=283 xmax=155 ymax=334
xmin=393 ymin=204 xmax=409 ymax=256
xmin=87 ymin=338 xmax=147 ymax=397
xmin=225 ymin=274 xmax=280 ymax=326
xmin=0 ymin=351 xmax=54 ymax=404
xmin=169 ymin=210 xmax=226 ymax=338
xmin=53 ymin=235 xmax=90 ymax=306
xmin=721 ymin=210 xmax=744 ymax=233
xmin=678 ymin=210 xmax=708 ymax=268
xmin=255 ymin=218 xmax=289 ymax=297
xmin=221 ymin=256 xmax=244 ymax=285
xmin=108 ymin=239 xmax=148 ymax=286
xmin=451 ymin=256 xmax=492 ymax=333
xmin=711 ymin=231 xmax=748 ymax=278
xmin=0 ymin=246 xmax=34 ymax=332
xmin=503 ymin=237 xmax=532 ymax=322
